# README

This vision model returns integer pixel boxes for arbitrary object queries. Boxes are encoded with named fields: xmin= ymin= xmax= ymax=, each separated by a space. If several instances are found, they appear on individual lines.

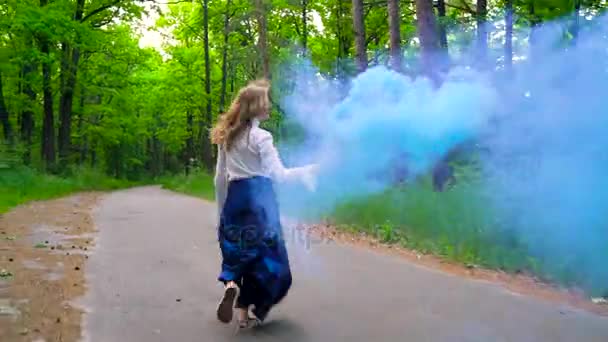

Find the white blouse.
xmin=214 ymin=118 xmax=316 ymax=219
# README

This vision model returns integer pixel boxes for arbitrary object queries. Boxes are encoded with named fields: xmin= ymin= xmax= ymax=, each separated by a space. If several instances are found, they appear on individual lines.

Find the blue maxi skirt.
xmin=217 ymin=176 xmax=292 ymax=321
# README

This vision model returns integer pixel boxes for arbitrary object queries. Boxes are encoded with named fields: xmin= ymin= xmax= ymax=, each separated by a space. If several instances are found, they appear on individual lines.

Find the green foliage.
xmin=0 ymin=164 xmax=136 ymax=214
xmin=159 ymin=171 xmax=215 ymax=201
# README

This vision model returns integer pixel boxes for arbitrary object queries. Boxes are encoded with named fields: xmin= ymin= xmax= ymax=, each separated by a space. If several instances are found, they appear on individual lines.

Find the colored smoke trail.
xmin=280 ymin=65 xmax=496 ymax=208
xmin=275 ymin=13 xmax=608 ymax=294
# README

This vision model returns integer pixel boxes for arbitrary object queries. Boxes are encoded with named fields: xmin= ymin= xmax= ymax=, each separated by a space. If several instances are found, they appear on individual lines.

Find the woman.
xmin=211 ymin=79 xmax=318 ymax=329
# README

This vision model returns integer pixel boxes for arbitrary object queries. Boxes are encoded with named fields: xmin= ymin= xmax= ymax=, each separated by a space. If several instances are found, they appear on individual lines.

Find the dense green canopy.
xmin=0 ymin=0 xmax=601 ymax=177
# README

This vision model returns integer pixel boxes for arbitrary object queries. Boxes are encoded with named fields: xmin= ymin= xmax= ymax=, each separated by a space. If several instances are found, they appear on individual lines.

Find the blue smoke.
xmin=279 ymin=65 xmax=496 ymax=211
xmin=479 ymin=14 xmax=608 ymax=293
xmin=275 ymin=13 xmax=608 ymax=294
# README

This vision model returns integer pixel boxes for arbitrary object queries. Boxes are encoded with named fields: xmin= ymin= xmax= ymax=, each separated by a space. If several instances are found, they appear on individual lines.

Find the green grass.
xmin=158 ymin=171 xmax=215 ymax=201
xmin=331 ymin=177 xmax=510 ymax=265
xmin=0 ymin=160 xmax=215 ymax=215
xmin=0 ymin=166 xmax=136 ymax=214
xmin=329 ymin=173 xmax=608 ymax=296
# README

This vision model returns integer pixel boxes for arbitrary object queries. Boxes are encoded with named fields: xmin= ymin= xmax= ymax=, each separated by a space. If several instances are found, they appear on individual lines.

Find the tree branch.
xmin=181 ymin=22 xmax=205 ymax=40
xmin=289 ymin=10 xmax=301 ymax=36
xmin=364 ymin=0 xmax=413 ymax=7
xmin=81 ymin=0 xmax=122 ymax=23
xmin=155 ymin=0 xmax=193 ymax=4
xmin=444 ymin=1 xmax=476 ymax=15
xmin=366 ymin=33 xmax=378 ymax=45
xmin=92 ymin=18 xmax=114 ymax=28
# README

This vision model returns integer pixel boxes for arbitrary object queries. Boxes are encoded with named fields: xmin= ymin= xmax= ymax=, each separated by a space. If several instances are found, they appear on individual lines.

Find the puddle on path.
xmin=0 ymin=298 xmax=21 ymax=321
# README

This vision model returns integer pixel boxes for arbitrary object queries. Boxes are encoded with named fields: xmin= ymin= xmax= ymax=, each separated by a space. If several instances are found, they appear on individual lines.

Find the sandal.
xmin=236 ymin=309 xmax=262 ymax=330
xmin=216 ymin=282 xmax=239 ymax=323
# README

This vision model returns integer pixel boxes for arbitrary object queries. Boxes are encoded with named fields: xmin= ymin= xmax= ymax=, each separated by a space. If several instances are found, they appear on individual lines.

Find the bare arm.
xmin=257 ymin=131 xmax=318 ymax=190
xmin=214 ymin=145 xmax=228 ymax=223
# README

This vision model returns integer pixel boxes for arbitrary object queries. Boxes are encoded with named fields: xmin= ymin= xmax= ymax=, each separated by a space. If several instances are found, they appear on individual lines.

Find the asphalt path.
xmin=80 ymin=186 xmax=608 ymax=342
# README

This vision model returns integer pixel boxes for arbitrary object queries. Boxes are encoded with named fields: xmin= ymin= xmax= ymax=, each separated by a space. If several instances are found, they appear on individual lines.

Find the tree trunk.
xmin=78 ymin=88 xmax=88 ymax=165
xmin=505 ymin=0 xmax=513 ymax=71
xmin=201 ymin=0 xmax=213 ymax=170
xmin=336 ymin=0 xmax=344 ymax=74
xmin=476 ymin=0 xmax=488 ymax=67
xmin=230 ymin=62 xmax=235 ymax=94
xmin=340 ymin=0 xmax=351 ymax=60
xmin=334 ymin=0 xmax=352 ymax=78
xmin=436 ymin=0 xmax=448 ymax=50
xmin=220 ymin=0 xmax=232 ymax=113
xmin=90 ymin=147 xmax=96 ymax=167
xmin=387 ymin=0 xmax=401 ymax=72
xmin=58 ymin=0 xmax=85 ymax=164
xmin=302 ymin=0 xmax=308 ymax=51
xmin=0 ymin=71 xmax=12 ymax=144
xmin=528 ymin=1 xmax=539 ymax=63
xmin=571 ymin=0 xmax=581 ymax=44
xmin=41 ymin=51 xmax=55 ymax=169
xmin=415 ymin=0 xmax=440 ymax=80
xmin=40 ymin=0 xmax=56 ymax=169
xmin=255 ymin=0 xmax=270 ymax=79
xmin=186 ymin=109 xmax=194 ymax=171
xmin=352 ymin=0 xmax=367 ymax=73
xmin=152 ymin=135 xmax=161 ymax=177
xmin=20 ymin=62 xmax=36 ymax=164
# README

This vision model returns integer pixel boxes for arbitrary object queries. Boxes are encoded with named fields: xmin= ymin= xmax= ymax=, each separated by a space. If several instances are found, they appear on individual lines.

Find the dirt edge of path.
xmin=0 ymin=192 xmax=102 ymax=342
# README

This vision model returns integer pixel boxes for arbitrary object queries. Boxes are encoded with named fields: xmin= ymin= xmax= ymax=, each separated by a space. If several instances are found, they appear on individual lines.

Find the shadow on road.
xmin=233 ymin=318 xmax=309 ymax=340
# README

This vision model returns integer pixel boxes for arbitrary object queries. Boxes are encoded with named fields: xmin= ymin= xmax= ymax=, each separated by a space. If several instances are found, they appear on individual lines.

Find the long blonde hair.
xmin=211 ymin=79 xmax=271 ymax=150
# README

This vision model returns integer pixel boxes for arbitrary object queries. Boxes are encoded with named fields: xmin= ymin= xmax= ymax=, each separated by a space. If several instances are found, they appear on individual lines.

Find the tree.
xmin=0 ymin=71 xmax=12 ymax=144
xmin=336 ymin=0 xmax=353 ymax=76
xmin=39 ymin=0 xmax=56 ymax=169
xmin=219 ymin=0 xmax=233 ymax=113
xmin=415 ymin=0 xmax=440 ymax=80
xmin=476 ymin=0 xmax=488 ymax=67
xmin=387 ymin=0 xmax=401 ymax=72
xmin=436 ymin=0 xmax=448 ymax=51
xmin=58 ymin=0 xmax=86 ymax=164
xmin=202 ymin=0 xmax=213 ymax=169
xmin=505 ymin=0 xmax=513 ymax=71
xmin=255 ymin=0 xmax=270 ymax=79
xmin=528 ymin=0 xmax=540 ymax=63
xmin=572 ymin=0 xmax=581 ymax=44
xmin=352 ymin=0 xmax=367 ymax=73
xmin=20 ymin=60 xmax=36 ymax=164
xmin=302 ymin=0 xmax=309 ymax=51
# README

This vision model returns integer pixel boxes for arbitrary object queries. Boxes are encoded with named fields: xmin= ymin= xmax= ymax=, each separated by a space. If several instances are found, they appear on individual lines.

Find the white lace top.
xmin=213 ymin=118 xmax=316 ymax=219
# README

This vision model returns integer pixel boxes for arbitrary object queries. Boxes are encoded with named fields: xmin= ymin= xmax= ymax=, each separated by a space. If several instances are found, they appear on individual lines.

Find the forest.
xmin=2 ymin=0 xmax=608 ymax=296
